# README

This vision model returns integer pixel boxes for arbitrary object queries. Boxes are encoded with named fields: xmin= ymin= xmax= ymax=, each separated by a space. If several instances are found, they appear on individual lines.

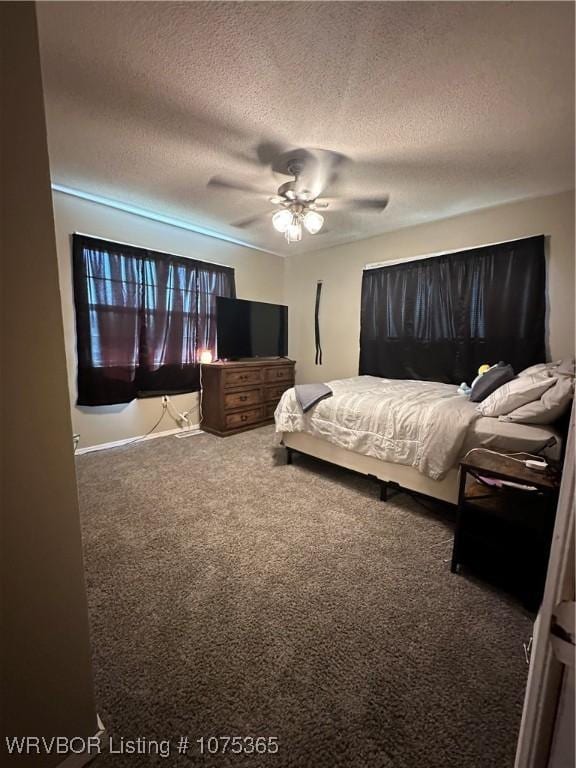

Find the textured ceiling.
xmin=38 ymin=1 xmax=575 ymax=257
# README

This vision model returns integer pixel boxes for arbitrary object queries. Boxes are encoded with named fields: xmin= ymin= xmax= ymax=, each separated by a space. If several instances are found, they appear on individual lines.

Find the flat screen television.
xmin=216 ymin=297 xmax=288 ymax=359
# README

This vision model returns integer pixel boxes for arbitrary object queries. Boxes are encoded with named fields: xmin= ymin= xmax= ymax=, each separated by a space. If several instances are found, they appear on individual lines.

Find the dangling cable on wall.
xmin=314 ymin=280 xmax=323 ymax=365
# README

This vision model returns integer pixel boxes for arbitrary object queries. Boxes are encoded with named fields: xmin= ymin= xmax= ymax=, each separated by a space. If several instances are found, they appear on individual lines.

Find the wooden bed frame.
xmin=281 ymin=431 xmax=460 ymax=504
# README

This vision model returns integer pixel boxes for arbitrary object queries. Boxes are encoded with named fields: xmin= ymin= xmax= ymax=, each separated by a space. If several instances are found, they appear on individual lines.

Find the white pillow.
xmin=477 ymin=375 xmax=556 ymax=417
xmin=500 ymin=375 xmax=574 ymax=424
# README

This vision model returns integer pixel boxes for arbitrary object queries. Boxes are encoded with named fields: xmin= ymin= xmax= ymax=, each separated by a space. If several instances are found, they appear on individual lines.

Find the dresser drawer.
xmin=224 ymin=389 xmax=262 ymax=410
xmin=225 ymin=407 xmax=263 ymax=430
xmin=264 ymin=383 xmax=291 ymax=402
xmin=264 ymin=402 xmax=278 ymax=420
xmin=224 ymin=369 xmax=262 ymax=388
xmin=264 ymin=366 xmax=293 ymax=383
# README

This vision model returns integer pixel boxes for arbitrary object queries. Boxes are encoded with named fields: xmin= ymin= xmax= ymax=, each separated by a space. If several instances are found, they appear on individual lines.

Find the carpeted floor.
xmin=76 ymin=425 xmax=532 ymax=768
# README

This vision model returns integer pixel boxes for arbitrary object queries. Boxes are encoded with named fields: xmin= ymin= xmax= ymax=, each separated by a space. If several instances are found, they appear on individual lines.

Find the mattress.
xmin=276 ymin=376 xmax=479 ymax=480
xmin=461 ymin=417 xmax=562 ymax=461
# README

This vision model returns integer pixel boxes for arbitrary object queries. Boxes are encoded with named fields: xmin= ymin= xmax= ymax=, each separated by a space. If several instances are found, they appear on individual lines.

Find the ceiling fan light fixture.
xmin=272 ymin=209 xmax=292 ymax=233
xmin=303 ymin=210 xmax=324 ymax=235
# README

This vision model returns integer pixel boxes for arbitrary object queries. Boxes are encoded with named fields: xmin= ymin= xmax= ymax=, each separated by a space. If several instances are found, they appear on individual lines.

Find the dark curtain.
xmin=73 ymin=234 xmax=235 ymax=405
xmin=359 ymin=235 xmax=546 ymax=384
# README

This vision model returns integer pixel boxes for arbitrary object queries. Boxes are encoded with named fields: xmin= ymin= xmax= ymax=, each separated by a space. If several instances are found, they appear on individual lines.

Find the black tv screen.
xmin=216 ymin=297 xmax=288 ymax=359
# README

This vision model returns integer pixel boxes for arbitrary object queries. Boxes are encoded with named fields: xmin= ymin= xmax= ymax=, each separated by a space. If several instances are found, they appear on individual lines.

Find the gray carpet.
xmin=77 ymin=426 xmax=532 ymax=768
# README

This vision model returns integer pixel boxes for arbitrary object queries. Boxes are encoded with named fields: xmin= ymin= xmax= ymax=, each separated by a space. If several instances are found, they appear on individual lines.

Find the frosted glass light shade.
xmin=303 ymin=210 xmax=324 ymax=234
xmin=272 ymin=209 xmax=292 ymax=233
xmin=286 ymin=216 xmax=302 ymax=243
xmin=199 ymin=349 xmax=213 ymax=364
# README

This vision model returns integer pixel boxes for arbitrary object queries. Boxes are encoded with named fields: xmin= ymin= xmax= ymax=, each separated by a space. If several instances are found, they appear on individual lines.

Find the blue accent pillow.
xmin=469 ymin=363 xmax=516 ymax=403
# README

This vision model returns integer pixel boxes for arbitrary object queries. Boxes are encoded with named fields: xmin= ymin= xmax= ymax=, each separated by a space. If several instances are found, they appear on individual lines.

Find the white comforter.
xmin=275 ymin=376 xmax=480 ymax=480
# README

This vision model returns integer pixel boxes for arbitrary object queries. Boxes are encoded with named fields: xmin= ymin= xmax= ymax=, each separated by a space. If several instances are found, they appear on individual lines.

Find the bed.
xmin=275 ymin=376 xmax=562 ymax=504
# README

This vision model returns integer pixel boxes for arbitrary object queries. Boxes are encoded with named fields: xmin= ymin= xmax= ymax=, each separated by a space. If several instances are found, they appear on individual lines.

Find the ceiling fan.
xmin=208 ymin=147 xmax=390 ymax=243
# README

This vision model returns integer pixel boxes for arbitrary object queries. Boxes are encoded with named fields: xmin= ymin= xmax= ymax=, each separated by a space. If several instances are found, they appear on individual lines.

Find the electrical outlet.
xmin=162 ymin=395 xmax=169 ymax=406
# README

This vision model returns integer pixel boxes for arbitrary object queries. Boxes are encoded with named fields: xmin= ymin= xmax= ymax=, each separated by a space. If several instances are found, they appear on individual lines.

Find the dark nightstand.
xmin=451 ymin=450 xmax=561 ymax=609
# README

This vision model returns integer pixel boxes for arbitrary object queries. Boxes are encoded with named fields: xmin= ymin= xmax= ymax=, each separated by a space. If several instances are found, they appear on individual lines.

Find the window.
xmin=73 ymin=234 xmax=235 ymax=405
xmin=359 ymin=235 xmax=546 ymax=383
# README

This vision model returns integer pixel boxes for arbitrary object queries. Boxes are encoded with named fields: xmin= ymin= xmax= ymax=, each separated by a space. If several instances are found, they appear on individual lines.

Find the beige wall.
xmin=1 ymin=3 xmax=97 ymax=762
xmin=52 ymin=192 xmax=285 ymax=448
xmin=287 ymin=191 xmax=575 ymax=385
xmin=54 ymin=188 xmax=573 ymax=447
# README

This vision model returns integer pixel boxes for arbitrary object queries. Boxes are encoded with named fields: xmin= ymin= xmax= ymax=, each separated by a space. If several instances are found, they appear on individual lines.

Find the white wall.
xmin=53 ymin=192 xmax=285 ymax=448
xmin=286 ymin=191 xmax=575 ymax=384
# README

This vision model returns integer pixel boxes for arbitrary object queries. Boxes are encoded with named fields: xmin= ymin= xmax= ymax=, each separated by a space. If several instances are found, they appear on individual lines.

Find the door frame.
xmin=515 ymin=404 xmax=575 ymax=767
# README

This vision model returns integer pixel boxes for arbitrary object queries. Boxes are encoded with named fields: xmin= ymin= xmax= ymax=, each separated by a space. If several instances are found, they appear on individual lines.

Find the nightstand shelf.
xmin=451 ymin=451 xmax=560 ymax=610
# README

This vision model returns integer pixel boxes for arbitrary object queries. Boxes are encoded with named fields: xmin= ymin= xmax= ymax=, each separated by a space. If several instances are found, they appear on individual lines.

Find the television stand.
xmin=200 ymin=358 xmax=295 ymax=437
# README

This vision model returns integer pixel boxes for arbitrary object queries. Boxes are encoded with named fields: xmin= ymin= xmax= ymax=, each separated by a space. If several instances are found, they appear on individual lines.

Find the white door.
xmin=515 ymin=405 xmax=575 ymax=768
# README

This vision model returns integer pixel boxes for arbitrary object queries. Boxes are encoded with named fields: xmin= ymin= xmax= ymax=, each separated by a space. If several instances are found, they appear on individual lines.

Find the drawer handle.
xmin=239 ymin=395 xmax=248 ymax=402
xmin=241 ymin=414 xmax=248 ymax=422
xmin=240 ymin=375 xmax=248 ymax=380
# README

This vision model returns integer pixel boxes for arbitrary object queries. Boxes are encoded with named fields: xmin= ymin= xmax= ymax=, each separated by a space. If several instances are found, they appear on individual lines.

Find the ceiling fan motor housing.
xmin=278 ymin=180 xmax=312 ymax=202
xmin=277 ymin=180 xmax=296 ymax=200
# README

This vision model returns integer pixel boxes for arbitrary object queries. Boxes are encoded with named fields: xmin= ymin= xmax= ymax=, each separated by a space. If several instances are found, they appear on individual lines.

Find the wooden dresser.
xmin=200 ymin=358 xmax=295 ymax=437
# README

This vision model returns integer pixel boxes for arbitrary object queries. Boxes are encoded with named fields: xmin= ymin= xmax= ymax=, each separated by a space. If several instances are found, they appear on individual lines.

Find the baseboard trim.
xmin=56 ymin=715 xmax=105 ymax=768
xmin=75 ymin=425 xmax=201 ymax=454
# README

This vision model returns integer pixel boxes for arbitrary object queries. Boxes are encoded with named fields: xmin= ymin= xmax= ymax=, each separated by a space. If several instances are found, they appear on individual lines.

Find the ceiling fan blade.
xmin=229 ymin=139 xmax=289 ymax=169
xmin=305 ymin=149 xmax=347 ymax=199
xmin=255 ymin=140 xmax=289 ymax=167
xmin=231 ymin=211 xmax=271 ymax=229
xmin=207 ymin=176 xmax=269 ymax=196
xmin=319 ymin=196 xmax=390 ymax=212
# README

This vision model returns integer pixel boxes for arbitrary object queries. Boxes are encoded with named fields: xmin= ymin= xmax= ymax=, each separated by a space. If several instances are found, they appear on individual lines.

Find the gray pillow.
xmin=500 ymin=375 xmax=574 ymax=424
xmin=519 ymin=359 xmax=575 ymax=378
xmin=469 ymin=363 xmax=516 ymax=403
xmin=477 ymin=374 xmax=556 ymax=417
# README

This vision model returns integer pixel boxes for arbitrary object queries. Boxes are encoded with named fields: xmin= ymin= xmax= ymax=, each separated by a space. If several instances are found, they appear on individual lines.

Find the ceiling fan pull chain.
xmin=315 ymin=280 xmax=323 ymax=366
